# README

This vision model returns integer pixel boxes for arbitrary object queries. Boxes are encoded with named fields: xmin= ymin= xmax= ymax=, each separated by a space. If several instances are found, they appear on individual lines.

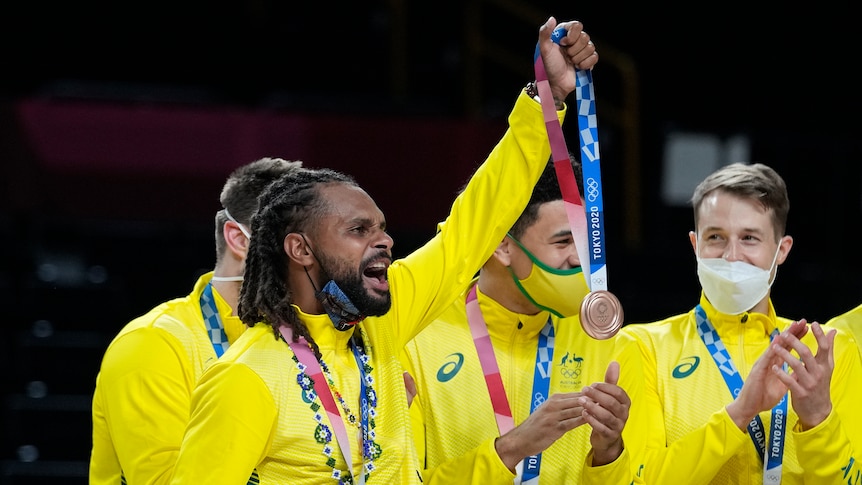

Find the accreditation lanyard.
xmin=694 ymin=305 xmax=787 ymax=485
xmin=466 ymin=286 xmax=554 ymax=484
xmin=200 ymin=281 xmax=230 ymax=357
xmin=280 ymin=326 xmax=369 ymax=485
xmin=534 ymin=30 xmax=610 ymax=292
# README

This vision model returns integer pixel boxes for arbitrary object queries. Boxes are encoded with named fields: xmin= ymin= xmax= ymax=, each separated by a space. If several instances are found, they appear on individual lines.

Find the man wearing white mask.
xmin=402 ymin=155 xmax=647 ymax=484
xmin=619 ymin=162 xmax=862 ymax=484
xmin=90 ymin=157 xmax=302 ymax=485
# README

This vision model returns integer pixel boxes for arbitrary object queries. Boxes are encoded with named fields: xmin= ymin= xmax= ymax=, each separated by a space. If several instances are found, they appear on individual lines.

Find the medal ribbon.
xmin=533 ymin=28 xmax=610 ymax=292
xmin=573 ymin=68 xmax=609 ymax=291
xmin=280 ymin=326 xmax=367 ymax=485
xmin=200 ymin=281 xmax=230 ymax=357
xmin=694 ymin=305 xmax=787 ymax=485
xmin=466 ymin=285 xmax=553 ymax=484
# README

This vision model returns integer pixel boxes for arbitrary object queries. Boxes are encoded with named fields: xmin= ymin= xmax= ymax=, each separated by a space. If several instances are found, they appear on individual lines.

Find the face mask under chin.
xmin=315 ymin=279 xmax=366 ymax=331
xmin=211 ymin=275 xmax=244 ymax=282
xmin=507 ymin=235 xmax=590 ymax=318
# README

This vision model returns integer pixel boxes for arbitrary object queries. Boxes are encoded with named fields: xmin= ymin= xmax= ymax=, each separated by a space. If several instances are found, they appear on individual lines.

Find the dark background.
xmin=2 ymin=2 xmax=860 ymax=483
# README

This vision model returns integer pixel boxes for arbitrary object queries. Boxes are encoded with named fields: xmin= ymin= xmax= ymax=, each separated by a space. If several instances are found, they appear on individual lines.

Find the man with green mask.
xmin=401 ymin=155 xmax=647 ymax=484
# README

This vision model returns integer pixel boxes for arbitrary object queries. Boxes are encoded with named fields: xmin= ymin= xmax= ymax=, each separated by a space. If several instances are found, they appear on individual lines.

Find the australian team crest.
xmin=558 ymin=350 xmax=584 ymax=388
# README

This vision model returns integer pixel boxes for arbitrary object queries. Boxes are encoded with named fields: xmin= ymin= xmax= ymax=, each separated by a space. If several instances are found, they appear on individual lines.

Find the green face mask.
xmin=507 ymin=234 xmax=590 ymax=318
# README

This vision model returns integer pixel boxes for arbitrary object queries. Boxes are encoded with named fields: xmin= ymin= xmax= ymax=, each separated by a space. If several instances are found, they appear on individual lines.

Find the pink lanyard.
xmin=466 ymin=285 xmax=515 ymax=434
xmin=280 ymin=326 xmax=359 ymax=484
xmin=467 ymin=286 xmax=554 ymax=484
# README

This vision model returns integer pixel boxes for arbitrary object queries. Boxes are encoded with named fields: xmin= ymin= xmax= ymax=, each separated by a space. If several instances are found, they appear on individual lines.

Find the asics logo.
xmin=437 ymin=353 xmax=464 ymax=382
xmin=672 ymin=356 xmax=700 ymax=379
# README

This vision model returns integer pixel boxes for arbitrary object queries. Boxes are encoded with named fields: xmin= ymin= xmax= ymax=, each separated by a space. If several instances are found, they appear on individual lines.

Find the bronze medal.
xmin=579 ymin=290 xmax=624 ymax=340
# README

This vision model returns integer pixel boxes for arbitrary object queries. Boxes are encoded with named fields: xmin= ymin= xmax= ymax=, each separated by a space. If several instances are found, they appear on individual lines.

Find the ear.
xmin=223 ymin=221 xmax=249 ymax=259
xmin=776 ymin=235 xmax=793 ymax=265
xmin=492 ymin=237 xmax=514 ymax=266
xmin=284 ymin=233 xmax=316 ymax=266
xmin=688 ymin=230 xmax=697 ymax=254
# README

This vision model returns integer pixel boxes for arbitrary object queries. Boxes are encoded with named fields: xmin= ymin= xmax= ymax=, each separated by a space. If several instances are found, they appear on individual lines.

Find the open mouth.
xmin=363 ymin=260 xmax=390 ymax=291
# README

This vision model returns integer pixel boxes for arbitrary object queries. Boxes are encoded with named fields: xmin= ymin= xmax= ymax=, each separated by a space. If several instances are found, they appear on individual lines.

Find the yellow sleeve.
xmin=651 ymin=408 xmax=750 ymax=482
xmin=794 ymin=329 xmax=862 ymax=481
xmin=388 ymin=90 xmax=565 ymax=347
xmin=91 ymin=327 xmax=194 ymax=485
xmin=794 ymin=413 xmax=861 ymax=481
xmin=171 ymin=362 xmax=277 ymax=484
xmin=582 ymin=447 xmax=636 ymax=485
xmin=580 ymin=331 xmax=648 ymax=485
xmin=421 ymin=437 xmax=515 ymax=485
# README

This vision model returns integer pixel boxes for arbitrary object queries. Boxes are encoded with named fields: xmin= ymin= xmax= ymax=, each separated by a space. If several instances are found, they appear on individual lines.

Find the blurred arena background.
xmin=1 ymin=2 xmax=859 ymax=483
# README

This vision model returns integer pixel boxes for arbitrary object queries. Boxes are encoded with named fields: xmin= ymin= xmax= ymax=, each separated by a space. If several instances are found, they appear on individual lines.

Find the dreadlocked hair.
xmin=237 ymin=167 xmax=358 ymax=358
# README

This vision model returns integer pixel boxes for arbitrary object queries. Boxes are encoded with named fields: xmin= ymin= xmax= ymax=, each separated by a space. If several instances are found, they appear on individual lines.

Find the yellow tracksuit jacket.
xmin=620 ymin=294 xmax=862 ymax=485
xmin=90 ymin=271 xmax=245 ymax=485
xmin=403 ymin=282 xmax=647 ymax=484
xmin=169 ymin=90 xmax=564 ymax=484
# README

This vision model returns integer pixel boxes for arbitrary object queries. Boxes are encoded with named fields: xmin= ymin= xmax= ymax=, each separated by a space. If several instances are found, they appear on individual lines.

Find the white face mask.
xmin=695 ymin=241 xmax=780 ymax=315
xmin=212 ymin=207 xmax=252 ymax=283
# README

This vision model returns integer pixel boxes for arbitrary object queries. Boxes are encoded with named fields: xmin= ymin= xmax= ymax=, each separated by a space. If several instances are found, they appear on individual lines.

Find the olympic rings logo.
xmin=533 ymin=393 xmax=546 ymax=409
xmin=561 ymin=367 xmax=581 ymax=379
xmin=586 ymin=178 xmax=600 ymax=202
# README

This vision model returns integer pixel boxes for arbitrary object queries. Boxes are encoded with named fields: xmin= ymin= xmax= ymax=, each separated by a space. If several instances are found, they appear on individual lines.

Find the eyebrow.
xmin=345 ymin=216 xmax=386 ymax=230
xmin=701 ymin=225 xmax=766 ymax=236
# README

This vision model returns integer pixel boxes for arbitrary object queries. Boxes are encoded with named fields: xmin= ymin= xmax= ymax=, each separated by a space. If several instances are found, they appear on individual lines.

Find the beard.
xmin=319 ymin=252 xmax=392 ymax=317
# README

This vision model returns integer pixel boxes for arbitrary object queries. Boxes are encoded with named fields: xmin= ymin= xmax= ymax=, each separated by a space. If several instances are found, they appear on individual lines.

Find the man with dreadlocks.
xmin=170 ymin=17 xmax=598 ymax=485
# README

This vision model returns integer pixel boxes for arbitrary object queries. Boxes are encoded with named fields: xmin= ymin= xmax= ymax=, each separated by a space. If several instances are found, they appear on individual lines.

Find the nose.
xmin=373 ymin=230 xmax=394 ymax=250
xmin=565 ymin=242 xmax=581 ymax=269
xmin=723 ymin=240 xmax=743 ymax=261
